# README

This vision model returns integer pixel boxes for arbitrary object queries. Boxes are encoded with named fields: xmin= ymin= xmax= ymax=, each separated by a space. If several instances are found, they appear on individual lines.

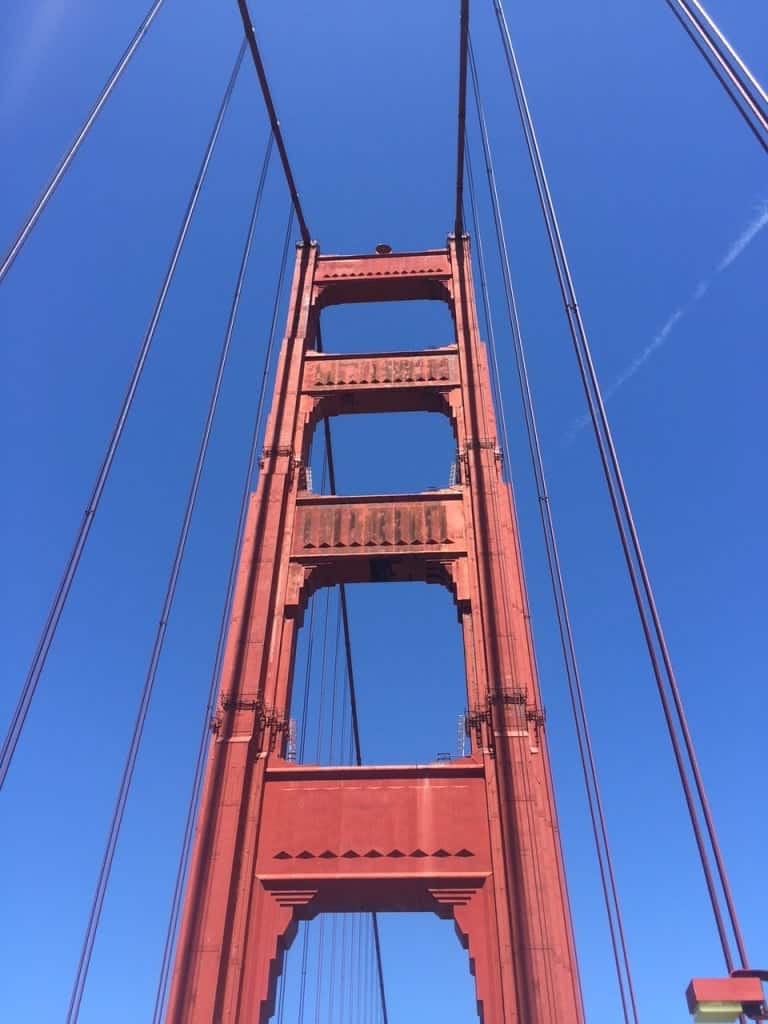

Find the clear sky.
xmin=1 ymin=1 xmax=766 ymax=1022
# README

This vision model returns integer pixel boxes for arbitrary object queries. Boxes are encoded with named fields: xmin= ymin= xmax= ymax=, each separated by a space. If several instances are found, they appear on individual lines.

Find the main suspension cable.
xmin=664 ymin=0 xmax=768 ymax=153
xmin=62 ymin=44 xmax=249 ymax=1023
xmin=150 ymin=143 xmax=283 ymax=1024
xmin=0 ymin=0 xmax=167 ymax=284
xmin=466 ymin=41 xmax=639 ymax=1024
xmin=454 ymin=0 xmax=470 ymax=235
xmin=0 ymin=40 xmax=248 ymax=794
xmin=491 ymin=0 xmax=749 ymax=971
xmin=235 ymin=0 xmax=312 ymax=243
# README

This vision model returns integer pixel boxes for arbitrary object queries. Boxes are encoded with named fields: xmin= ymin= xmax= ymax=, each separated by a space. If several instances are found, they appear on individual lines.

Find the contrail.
xmin=566 ymin=199 xmax=768 ymax=442
xmin=718 ymin=201 xmax=768 ymax=271
xmin=608 ymin=308 xmax=684 ymax=397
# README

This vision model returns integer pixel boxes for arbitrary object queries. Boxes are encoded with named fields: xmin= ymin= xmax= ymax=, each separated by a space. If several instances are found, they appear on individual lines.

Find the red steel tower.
xmin=166 ymin=237 xmax=585 ymax=1023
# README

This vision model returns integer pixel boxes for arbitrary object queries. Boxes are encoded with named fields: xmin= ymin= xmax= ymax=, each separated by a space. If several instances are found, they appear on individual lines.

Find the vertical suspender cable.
xmin=63 ymin=44 xmax=248 ymax=1023
xmin=297 ymin=556 xmax=323 ymax=760
xmin=313 ymin=585 xmax=334 ymax=761
xmin=320 ymin=408 xmax=390 ymax=1024
xmin=305 ymin=563 xmax=335 ymax=1023
xmin=466 ymin=42 xmax=639 ymax=1024
xmin=150 ymin=140 xmax=281 ymax=1024
xmin=296 ymin=918 xmax=312 ymax=1024
xmin=0 ymin=0 xmax=167 ymax=284
xmin=323 ymin=607 xmax=344 ymax=1024
xmin=0 ymin=40 xmax=248 ymax=793
xmin=491 ymin=0 xmax=749 ymax=970
xmin=313 ymin=916 xmax=327 ymax=1024
xmin=294 ymin=453 xmax=329 ymax=1024
xmin=327 ymin=600 xmax=344 ymax=765
xmin=327 ymin=916 xmax=339 ymax=1021
xmin=664 ymin=0 xmax=768 ymax=152
xmin=315 ymin=326 xmax=389 ymax=1024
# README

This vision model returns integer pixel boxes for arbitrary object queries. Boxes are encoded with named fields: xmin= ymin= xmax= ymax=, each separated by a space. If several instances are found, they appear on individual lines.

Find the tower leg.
xmin=452 ymin=886 xmax=508 ymax=1024
xmin=236 ymin=884 xmax=303 ymax=1024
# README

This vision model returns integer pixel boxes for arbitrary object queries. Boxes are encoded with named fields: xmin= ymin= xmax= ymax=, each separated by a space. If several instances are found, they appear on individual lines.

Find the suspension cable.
xmin=327 ymin=914 xmax=339 ymax=1020
xmin=313 ymin=914 xmax=327 ymax=1024
xmin=491 ymin=0 xmax=749 ymax=971
xmin=150 ymin=145 xmax=283 ymax=1024
xmin=314 ymin=328 xmax=389 ymax=1024
xmin=313 ymin=584 xmax=334 ymax=762
xmin=0 ymin=0 xmax=167 ymax=285
xmin=455 ymin=238 xmax=561 ymax=1022
xmin=62 ymin=44 xmax=248 ymax=1022
xmin=0 ymin=40 xmax=247 ymax=792
xmin=235 ymin=0 xmax=311 ymax=243
xmin=466 ymin=42 xmax=639 ymax=1024
xmin=454 ymin=0 xmax=470 ymax=235
xmin=664 ymin=0 xmax=768 ymax=153
xmin=293 ymin=450 xmax=330 ymax=1024
xmin=321 ymin=424 xmax=390 ymax=1024
xmin=327 ymin=595 xmax=344 ymax=764
xmin=682 ymin=0 xmax=768 ymax=108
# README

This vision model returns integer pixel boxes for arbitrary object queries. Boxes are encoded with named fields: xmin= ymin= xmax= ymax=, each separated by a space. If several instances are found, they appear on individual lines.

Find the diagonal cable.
xmin=150 ymin=137 xmax=280 ymax=1024
xmin=0 ymin=0 xmax=167 ymax=284
xmin=0 ymin=40 xmax=247 ymax=794
xmin=467 ymin=40 xmax=638 ymax=1023
xmin=664 ymin=0 xmax=767 ymax=152
xmin=63 ymin=43 xmax=248 ymax=1023
xmin=680 ymin=0 xmax=768 ymax=108
xmin=491 ymin=0 xmax=749 ymax=972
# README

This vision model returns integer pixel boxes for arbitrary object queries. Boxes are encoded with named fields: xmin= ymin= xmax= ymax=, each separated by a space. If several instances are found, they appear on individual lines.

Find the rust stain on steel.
xmin=295 ymin=495 xmax=459 ymax=553
xmin=305 ymin=349 xmax=458 ymax=389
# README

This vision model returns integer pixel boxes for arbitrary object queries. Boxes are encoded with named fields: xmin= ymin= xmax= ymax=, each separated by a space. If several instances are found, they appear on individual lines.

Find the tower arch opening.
xmin=268 ymin=912 xmax=479 ymax=1024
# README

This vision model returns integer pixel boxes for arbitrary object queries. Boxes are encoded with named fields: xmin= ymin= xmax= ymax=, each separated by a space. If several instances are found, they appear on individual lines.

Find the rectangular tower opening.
xmin=320 ymin=299 xmax=455 ymax=354
xmin=308 ymin=410 xmax=457 ymax=498
xmin=289 ymin=581 xmax=468 ymax=767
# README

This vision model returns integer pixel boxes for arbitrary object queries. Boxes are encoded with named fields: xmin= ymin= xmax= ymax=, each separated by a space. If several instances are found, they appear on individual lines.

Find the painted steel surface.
xmin=165 ymin=239 xmax=584 ymax=1023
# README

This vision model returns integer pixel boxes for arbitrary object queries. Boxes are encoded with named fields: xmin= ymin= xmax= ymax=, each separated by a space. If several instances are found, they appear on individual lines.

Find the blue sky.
xmin=1 ymin=1 xmax=766 ymax=1022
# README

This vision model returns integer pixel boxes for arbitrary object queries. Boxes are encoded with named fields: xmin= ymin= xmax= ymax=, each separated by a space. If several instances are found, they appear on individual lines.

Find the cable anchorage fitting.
xmin=487 ymin=686 xmax=527 ymax=706
xmin=259 ymin=443 xmax=294 ymax=465
xmin=218 ymin=693 xmax=289 ymax=750
xmin=488 ymin=686 xmax=546 ymax=735
xmin=463 ymin=436 xmax=498 ymax=452
xmin=220 ymin=693 xmax=261 ymax=713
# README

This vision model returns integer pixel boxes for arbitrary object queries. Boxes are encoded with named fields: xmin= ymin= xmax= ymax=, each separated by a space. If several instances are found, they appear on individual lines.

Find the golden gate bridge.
xmin=1 ymin=1 xmax=766 ymax=1022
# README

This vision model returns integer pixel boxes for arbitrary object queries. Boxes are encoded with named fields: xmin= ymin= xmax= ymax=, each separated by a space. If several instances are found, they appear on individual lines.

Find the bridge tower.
xmin=166 ymin=236 xmax=585 ymax=1023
